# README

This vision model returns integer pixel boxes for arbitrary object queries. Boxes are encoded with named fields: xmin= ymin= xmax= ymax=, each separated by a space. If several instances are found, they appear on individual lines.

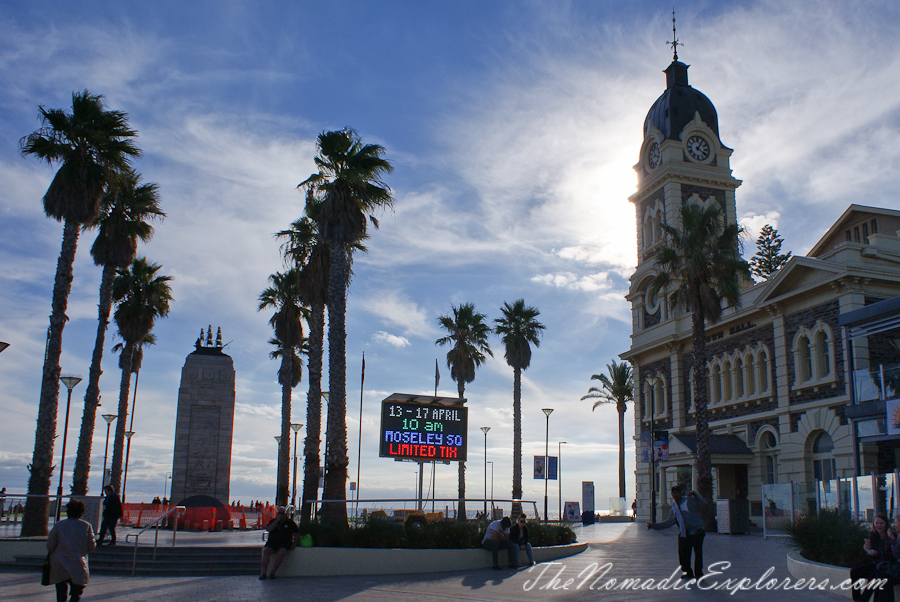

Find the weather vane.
xmin=667 ymin=8 xmax=683 ymax=61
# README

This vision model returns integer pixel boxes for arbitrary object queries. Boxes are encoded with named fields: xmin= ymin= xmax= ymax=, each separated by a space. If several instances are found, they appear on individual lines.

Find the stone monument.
xmin=169 ymin=326 xmax=235 ymax=505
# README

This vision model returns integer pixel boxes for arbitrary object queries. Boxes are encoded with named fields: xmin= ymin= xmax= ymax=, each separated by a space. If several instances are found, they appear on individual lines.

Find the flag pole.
xmin=355 ymin=353 xmax=365 ymax=522
xmin=435 ymin=358 xmax=440 ymax=397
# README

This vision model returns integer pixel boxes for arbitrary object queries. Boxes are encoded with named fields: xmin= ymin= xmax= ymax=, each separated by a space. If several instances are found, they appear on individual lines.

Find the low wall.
xmin=276 ymin=542 xmax=588 ymax=577
xmin=0 ymin=539 xmax=46 ymax=563
xmin=784 ymin=550 xmax=900 ymax=600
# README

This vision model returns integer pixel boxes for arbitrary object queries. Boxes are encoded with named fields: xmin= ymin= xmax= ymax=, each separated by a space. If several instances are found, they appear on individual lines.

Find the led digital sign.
xmin=379 ymin=398 xmax=468 ymax=462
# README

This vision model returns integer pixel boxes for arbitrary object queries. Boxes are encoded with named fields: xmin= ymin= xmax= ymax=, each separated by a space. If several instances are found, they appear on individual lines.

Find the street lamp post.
xmin=558 ymin=441 xmax=567 ymax=522
xmin=164 ymin=472 xmax=171 ymax=503
xmin=290 ymin=423 xmax=303 ymax=508
xmin=542 ymin=408 xmax=553 ymax=523
xmin=486 ymin=460 xmax=494 ymax=517
xmin=100 ymin=414 xmax=117 ymax=490
xmin=480 ymin=427 xmax=490 ymax=518
xmin=274 ymin=436 xmax=281 ymax=503
xmin=122 ymin=431 xmax=135 ymax=502
xmin=56 ymin=376 xmax=82 ymax=521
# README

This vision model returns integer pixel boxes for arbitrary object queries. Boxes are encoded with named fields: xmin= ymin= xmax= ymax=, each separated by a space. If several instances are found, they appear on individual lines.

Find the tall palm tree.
xmin=19 ymin=90 xmax=139 ymax=536
xmin=581 ymin=360 xmax=633 ymax=500
xmin=494 ymin=300 xmax=545 ymax=513
xmin=650 ymin=200 xmax=750 ymax=527
xmin=277 ymin=216 xmax=328 ymax=525
xmin=436 ymin=302 xmax=493 ymax=520
xmin=298 ymin=129 xmax=392 ymax=527
xmin=259 ymin=269 xmax=305 ymax=506
xmin=108 ymin=258 xmax=173 ymax=493
xmin=71 ymin=170 xmax=163 ymax=496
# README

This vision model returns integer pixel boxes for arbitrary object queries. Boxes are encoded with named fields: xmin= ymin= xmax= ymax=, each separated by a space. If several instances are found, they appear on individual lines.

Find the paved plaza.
xmin=0 ymin=522 xmax=849 ymax=601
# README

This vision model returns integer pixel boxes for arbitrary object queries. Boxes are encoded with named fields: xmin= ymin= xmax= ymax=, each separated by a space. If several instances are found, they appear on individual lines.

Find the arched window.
xmin=797 ymin=335 xmax=812 ymax=382
xmin=654 ymin=380 xmax=665 ymax=416
xmin=760 ymin=430 xmax=778 ymax=484
xmin=745 ymin=353 xmax=756 ymax=396
xmin=812 ymin=432 xmax=836 ymax=483
xmin=734 ymin=357 xmax=744 ymax=399
xmin=722 ymin=360 xmax=733 ymax=401
xmin=710 ymin=363 xmax=722 ymax=404
xmin=758 ymin=350 xmax=769 ymax=393
xmin=815 ymin=330 xmax=830 ymax=377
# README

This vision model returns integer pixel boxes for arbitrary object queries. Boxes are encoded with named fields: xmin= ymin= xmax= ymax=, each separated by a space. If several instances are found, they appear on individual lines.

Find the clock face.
xmin=648 ymin=143 xmax=661 ymax=169
xmin=686 ymin=136 xmax=710 ymax=161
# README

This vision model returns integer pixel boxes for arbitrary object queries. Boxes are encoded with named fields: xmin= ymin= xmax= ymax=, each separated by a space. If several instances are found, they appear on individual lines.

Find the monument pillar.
xmin=170 ymin=327 xmax=235 ymax=505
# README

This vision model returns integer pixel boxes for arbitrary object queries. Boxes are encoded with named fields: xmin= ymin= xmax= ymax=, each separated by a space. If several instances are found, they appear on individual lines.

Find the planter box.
xmin=276 ymin=542 xmax=588 ymax=577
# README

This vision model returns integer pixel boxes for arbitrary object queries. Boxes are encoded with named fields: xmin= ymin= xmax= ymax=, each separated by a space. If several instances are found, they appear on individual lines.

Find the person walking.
xmin=96 ymin=485 xmax=122 ymax=546
xmin=48 ymin=499 xmax=95 ymax=602
xmin=259 ymin=506 xmax=298 ymax=579
xmin=647 ymin=485 xmax=707 ymax=580
xmin=0 ymin=487 xmax=6 ymax=518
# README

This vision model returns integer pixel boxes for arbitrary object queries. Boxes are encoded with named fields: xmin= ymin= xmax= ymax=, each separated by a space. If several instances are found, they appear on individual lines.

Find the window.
xmin=745 ymin=354 xmax=756 ymax=396
xmin=654 ymin=380 xmax=665 ymax=416
xmin=758 ymin=350 xmax=769 ymax=392
xmin=812 ymin=432 xmax=836 ymax=482
xmin=761 ymin=430 xmax=778 ymax=485
xmin=722 ymin=360 xmax=732 ymax=401
xmin=793 ymin=322 xmax=836 ymax=388
xmin=863 ymin=222 xmax=869 ymax=242
xmin=798 ymin=335 xmax=812 ymax=382
xmin=815 ymin=330 xmax=830 ymax=377
xmin=734 ymin=357 xmax=744 ymax=398
xmin=710 ymin=363 xmax=722 ymax=404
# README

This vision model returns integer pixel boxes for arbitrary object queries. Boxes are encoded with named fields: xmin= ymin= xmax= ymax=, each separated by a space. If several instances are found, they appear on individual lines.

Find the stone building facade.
xmin=622 ymin=56 xmax=900 ymax=522
xmin=169 ymin=330 xmax=235 ymax=506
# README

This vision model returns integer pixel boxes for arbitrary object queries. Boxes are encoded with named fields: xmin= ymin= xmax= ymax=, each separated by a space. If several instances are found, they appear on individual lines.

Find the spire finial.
xmin=667 ymin=8 xmax=683 ymax=61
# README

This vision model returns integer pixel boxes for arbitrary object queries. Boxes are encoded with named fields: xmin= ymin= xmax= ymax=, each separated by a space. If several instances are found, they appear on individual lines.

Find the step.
xmin=4 ymin=546 xmax=262 ymax=576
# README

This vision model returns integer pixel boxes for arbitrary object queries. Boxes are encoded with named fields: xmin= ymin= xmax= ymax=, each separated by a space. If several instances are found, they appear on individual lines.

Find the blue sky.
xmin=2 ymin=0 xmax=900 ymax=512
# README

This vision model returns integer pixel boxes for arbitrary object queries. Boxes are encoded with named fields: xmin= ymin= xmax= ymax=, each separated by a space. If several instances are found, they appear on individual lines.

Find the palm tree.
xmin=436 ymin=302 xmax=493 ymax=520
xmin=19 ymin=90 xmax=140 ymax=536
xmin=108 ymin=258 xmax=173 ymax=493
xmin=649 ymin=200 xmax=750 ymax=527
xmin=259 ymin=269 xmax=305 ymax=506
xmin=298 ymin=129 xmax=392 ymax=527
xmin=71 ymin=170 xmax=163 ymax=496
xmin=277 ymin=216 xmax=328 ymax=525
xmin=581 ymin=361 xmax=633 ymax=500
xmin=494 ymin=300 xmax=545 ymax=513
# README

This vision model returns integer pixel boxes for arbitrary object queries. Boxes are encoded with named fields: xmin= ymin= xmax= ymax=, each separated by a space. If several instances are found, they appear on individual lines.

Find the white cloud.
xmin=372 ymin=331 xmax=410 ymax=348
xmin=362 ymin=290 xmax=433 ymax=338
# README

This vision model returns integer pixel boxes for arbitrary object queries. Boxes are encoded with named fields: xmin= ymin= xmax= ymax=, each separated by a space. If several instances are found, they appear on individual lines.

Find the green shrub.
xmin=786 ymin=507 xmax=868 ymax=568
xmin=298 ymin=517 xmax=575 ymax=548
xmin=526 ymin=522 xmax=577 ymax=546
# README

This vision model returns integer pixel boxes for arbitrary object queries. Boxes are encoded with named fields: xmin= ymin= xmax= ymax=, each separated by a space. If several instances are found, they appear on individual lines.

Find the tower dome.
xmin=643 ymin=60 xmax=720 ymax=143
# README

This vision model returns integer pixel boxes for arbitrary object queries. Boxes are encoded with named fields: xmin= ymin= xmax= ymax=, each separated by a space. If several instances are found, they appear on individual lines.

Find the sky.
xmin=2 ymin=0 xmax=900 ymax=516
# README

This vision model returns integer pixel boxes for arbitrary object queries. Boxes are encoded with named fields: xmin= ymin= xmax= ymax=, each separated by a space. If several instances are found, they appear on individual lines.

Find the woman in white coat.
xmin=47 ymin=499 xmax=95 ymax=602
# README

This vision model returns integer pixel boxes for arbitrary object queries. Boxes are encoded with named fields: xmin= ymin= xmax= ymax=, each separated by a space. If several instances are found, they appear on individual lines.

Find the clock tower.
xmin=627 ymin=57 xmax=741 ymax=331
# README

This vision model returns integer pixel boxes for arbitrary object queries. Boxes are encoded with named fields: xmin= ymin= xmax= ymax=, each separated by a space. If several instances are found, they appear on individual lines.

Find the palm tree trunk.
xmin=691 ymin=308 xmax=715 ymax=530
xmin=277 ymin=347 xmax=292 ymax=506
xmin=22 ymin=219 xmax=81 ymax=537
xmin=456 ymin=381 xmax=466 ymax=521
xmin=71 ymin=264 xmax=116 ymax=496
xmin=301 ymin=302 xmax=324 ymax=525
xmin=109 ymin=343 xmax=134 ymax=493
xmin=512 ymin=366 xmax=522 ymax=518
xmin=322 ymin=246 xmax=348 ymax=527
xmin=617 ymin=402 xmax=626 ymax=499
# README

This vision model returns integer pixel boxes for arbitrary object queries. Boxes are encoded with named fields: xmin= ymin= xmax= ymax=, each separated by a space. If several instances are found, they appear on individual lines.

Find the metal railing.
xmin=124 ymin=505 xmax=185 ymax=575
xmin=304 ymin=498 xmax=541 ymax=523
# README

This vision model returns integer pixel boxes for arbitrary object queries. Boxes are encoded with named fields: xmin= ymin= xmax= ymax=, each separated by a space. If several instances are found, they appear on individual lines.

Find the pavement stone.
xmin=0 ymin=522 xmax=850 ymax=601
